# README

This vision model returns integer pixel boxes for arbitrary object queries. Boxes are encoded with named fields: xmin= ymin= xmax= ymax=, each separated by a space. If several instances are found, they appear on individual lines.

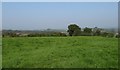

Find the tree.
xmin=67 ymin=24 xmax=81 ymax=36
xmin=82 ymin=27 xmax=92 ymax=36
xmin=95 ymin=30 xmax=101 ymax=36
xmin=93 ymin=27 xmax=101 ymax=36
xmin=81 ymin=27 xmax=92 ymax=36
xmin=83 ymin=27 xmax=92 ymax=33
xmin=73 ymin=29 xmax=81 ymax=36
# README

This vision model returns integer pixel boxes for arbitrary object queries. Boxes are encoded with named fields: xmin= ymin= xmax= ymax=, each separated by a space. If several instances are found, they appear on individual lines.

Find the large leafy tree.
xmin=67 ymin=24 xmax=81 ymax=36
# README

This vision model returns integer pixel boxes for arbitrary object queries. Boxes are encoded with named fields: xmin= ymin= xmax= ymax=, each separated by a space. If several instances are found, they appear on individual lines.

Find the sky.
xmin=2 ymin=2 xmax=118 ymax=30
xmin=1 ymin=0 xmax=119 ymax=2
xmin=0 ymin=2 xmax=2 ymax=30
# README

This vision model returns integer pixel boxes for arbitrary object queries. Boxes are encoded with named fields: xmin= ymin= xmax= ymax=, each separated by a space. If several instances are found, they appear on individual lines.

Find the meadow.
xmin=0 ymin=37 xmax=2 ymax=68
xmin=2 ymin=36 xmax=118 ymax=68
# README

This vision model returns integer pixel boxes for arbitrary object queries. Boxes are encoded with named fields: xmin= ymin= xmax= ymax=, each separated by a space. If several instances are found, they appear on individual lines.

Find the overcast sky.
xmin=2 ymin=2 xmax=118 ymax=30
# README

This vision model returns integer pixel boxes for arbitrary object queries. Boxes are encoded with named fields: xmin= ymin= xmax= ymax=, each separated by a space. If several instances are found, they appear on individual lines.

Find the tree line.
xmin=67 ymin=24 xmax=119 ymax=38
xmin=2 ymin=32 xmax=67 ymax=37
xmin=2 ymin=24 xmax=120 ymax=38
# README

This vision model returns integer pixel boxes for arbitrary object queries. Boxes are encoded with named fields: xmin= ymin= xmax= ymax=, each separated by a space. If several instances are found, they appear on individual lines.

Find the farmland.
xmin=2 ymin=36 xmax=118 ymax=68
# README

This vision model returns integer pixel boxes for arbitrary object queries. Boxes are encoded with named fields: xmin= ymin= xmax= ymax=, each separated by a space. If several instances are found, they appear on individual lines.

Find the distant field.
xmin=2 ymin=36 xmax=118 ymax=68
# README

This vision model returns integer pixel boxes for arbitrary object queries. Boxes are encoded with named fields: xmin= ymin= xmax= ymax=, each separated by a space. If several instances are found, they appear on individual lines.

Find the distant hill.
xmin=2 ymin=29 xmax=67 ymax=35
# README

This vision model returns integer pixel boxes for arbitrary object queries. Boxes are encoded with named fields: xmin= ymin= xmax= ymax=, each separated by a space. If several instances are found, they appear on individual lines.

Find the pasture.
xmin=2 ymin=36 xmax=118 ymax=68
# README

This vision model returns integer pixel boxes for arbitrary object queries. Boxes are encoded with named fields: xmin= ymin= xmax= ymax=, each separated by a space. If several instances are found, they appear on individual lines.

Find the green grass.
xmin=0 ymin=37 xmax=1 ymax=69
xmin=2 ymin=36 xmax=118 ymax=68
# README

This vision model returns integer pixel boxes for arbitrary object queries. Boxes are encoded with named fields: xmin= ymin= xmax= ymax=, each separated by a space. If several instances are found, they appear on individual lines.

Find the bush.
xmin=101 ymin=32 xmax=109 ymax=37
xmin=107 ymin=33 xmax=114 ymax=38
xmin=80 ymin=32 xmax=92 ymax=36
xmin=101 ymin=32 xmax=114 ymax=38
xmin=27 ymin=32 xmax=67 ymax=37
xmin=116 ymin=34 xmax=120 ymax=38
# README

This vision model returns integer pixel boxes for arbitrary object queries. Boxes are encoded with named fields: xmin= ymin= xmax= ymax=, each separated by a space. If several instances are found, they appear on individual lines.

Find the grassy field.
xmin=0 ymin=37 xmax=2 ymax=69
xmin=2 ymin=36 xmax=118 ymax=68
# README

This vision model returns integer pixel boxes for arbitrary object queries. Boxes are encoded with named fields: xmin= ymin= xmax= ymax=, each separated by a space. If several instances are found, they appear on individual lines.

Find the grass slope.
xmin=2 ymin=36 xmax=118 ymax=68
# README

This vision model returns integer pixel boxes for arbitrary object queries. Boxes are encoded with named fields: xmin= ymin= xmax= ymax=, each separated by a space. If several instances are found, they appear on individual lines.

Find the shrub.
xmin=116 ymin=34 xmax=120 ymax=38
